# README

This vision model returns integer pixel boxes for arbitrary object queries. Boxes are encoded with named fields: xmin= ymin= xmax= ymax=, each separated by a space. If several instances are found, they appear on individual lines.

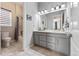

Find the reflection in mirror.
xmin=53 ymin=16 xmax=61 ymax=30
xmin=39 ymin=10 xmax=65 ymax=31
xmin=55 ymin=22 xmax=57 ymax=30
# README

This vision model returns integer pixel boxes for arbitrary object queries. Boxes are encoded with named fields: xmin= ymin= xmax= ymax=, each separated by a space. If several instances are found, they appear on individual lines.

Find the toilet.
xmin=2 ymin=32 xmax=11 ymax=47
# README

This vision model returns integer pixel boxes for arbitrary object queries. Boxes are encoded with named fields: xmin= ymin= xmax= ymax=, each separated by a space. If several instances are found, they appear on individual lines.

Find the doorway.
xmin=0 ymin=2 xmax=24 ymax=55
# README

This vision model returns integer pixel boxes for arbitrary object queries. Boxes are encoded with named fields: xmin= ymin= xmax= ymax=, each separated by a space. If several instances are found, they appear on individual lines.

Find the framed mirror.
xmin=39 ymin=10 xmax=65 ymax=31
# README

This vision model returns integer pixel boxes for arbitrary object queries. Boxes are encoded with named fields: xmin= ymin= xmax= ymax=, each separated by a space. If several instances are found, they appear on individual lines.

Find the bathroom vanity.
xmin=33 ymin=30 xmax=71 ymax=55
xmin=33 ymin=5 xmax=72 ymax=56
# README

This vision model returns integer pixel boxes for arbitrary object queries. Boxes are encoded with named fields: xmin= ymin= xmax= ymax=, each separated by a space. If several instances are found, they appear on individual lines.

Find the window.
xmin=0 ymin=8 xmax=12 ymax=26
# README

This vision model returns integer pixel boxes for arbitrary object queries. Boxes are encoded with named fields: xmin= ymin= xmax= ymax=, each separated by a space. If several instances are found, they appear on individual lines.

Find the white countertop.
xmin=33 ymin=30 xmax=69 ymax=34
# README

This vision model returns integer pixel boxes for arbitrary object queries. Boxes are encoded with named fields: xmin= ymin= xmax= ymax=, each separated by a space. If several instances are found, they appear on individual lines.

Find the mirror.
xmin=39 ymin=10 xmax=65 ymax=31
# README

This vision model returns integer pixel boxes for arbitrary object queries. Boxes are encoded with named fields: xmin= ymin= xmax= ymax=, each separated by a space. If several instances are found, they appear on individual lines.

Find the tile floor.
xmin=0 ymin=36 xmax=64 ymax=56
xmin=31 ymin=45 xmax=65 ymax=56
xmin=1 ymin=36 xmax=23 ymax=56
xmin=0 ymin=45 xmax=64 ymax=56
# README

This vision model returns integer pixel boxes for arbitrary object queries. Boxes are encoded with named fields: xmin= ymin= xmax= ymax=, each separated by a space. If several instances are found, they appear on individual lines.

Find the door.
xmin=56 ymin=37 xmax=70 ymax=55
xmin=33 ymin=33 xmax=40 ymax=45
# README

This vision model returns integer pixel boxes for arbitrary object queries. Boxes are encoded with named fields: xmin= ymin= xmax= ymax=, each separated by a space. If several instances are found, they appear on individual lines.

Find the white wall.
xmin=23 ymin=2 xmax=38 ymax=49
xmin=71 ymin=3 xmax=79 ymax=56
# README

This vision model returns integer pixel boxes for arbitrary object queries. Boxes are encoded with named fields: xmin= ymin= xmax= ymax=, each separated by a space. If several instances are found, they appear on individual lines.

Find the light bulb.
xmin=56 ymin=6 xmax=59 ymax=10
xmin=51 ymin=8 xmax=54 ymax=11
xmin=41 ymin=11 xmax=44 ymax=14
xmin=44 ymin=10 xmax=48 ymax=13
xmin=38 ymin=12 xmax=41 ymax=14
xmin=61 ymin=4 xmax=65 ymax=8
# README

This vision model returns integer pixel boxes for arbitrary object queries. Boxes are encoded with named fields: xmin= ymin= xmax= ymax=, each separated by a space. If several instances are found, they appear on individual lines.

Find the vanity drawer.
xmin=38 ymin=32 xmax=47 ymax=36
xmin=47 ymin=43 xmax=56 ymax=50
xmin=34 ymin=32 xmax=39 ymax=35
xmin=47 ymin=37 xmax=56 ymax=44
xmin=47 ymin=33 xmax=67 ymax=39
xmin=34 ymin=32 xmax=47 ymax=36
xmin=40 ymin=41 xmax=47 ymax=47
xmin=40 ymin=36 xmax=46 ymax=41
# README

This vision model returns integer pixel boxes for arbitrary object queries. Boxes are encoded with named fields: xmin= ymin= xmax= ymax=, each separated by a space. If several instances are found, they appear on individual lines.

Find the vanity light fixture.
xmin=38 ymin=12 xmax=41 ymax=15
xmin=44 ymin=10 xmax=48 ymax=13
xmin=56 ymin=6 xmax=59 ymax=10
xmin=61 ymin=4 xmax=65 ymax=8
xmin=41 ymin=11 xmax=44 ymax=14
xmin=38 ymin=4 xmax=66 ymax=15
xmin=51 ymin=8 xmax=54 ymax=11
xmin=71 ymin=2 xmax=78 ymax=8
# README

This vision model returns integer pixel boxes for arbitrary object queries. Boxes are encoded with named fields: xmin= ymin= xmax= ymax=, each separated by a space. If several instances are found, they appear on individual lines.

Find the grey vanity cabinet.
xmin=33 ymin=32 xmax=47 ymax=47
xmin=47 ymin=36 xmax=56 ymax=50
xmin=56 ymin=37 xmax=70 ymax=55
xmin=39 ymin=33 xmax=47 ymax=47
xmin=33 ymin=33 xmax=40 ymax=45
xmin=47 ymin=42 xmax=56 ymax=50
xmin=40 ymin=41 xmax=47 ymax=47
xmin=33 ymin=32 xmax=71 ymax=55
xmin=39 ymin=35 xmax=47 ymax=47
xmin=47 ymin=36 xmax=56 ymax=44
xmin=40 ymin=35 xmax=46 ymax=42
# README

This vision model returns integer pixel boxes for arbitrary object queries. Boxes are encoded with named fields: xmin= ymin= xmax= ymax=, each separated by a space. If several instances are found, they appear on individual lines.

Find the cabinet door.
xmin=56 ymin=37 xmax=70 ymax=55
xmin=33 ymin=33 xmax=40 ymax=45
